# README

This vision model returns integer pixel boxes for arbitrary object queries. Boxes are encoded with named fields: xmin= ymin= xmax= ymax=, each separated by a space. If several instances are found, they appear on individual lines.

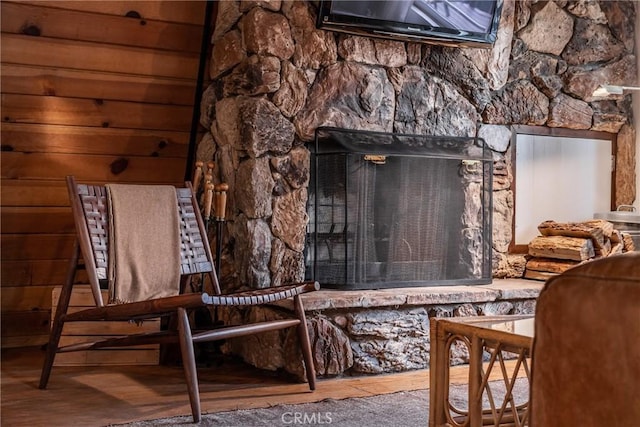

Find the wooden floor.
xmin=1 ymin=347 xmax=512 ymax=426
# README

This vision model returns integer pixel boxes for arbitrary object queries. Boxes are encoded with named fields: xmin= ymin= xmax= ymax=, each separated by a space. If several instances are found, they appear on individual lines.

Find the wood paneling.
xmin=1 ymin=35 xmax=199 ymax=78
xmin=1 ymin=64 xmax=196 ymax=105
xmin=2 ymin=152 xmax=186 ymax=182
xmin=2 ymin=94 xmax=193 ymax=131
xmin=1 ymin=207 xmax=74 ymax=234
xmin=1 ymin=2 xmax=203 ymax=53
xmin=19 ymin=1 xmax=207 ymax=25
xmin=0 ymin=0 xmax=208 ymax=348
xmin=1 ymin=123 xmax=189 ymax=157
xmin=1 ymin=259 xmax=88 ymax=287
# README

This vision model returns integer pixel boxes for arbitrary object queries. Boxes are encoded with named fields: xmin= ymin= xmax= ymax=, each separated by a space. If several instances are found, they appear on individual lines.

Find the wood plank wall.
xmin=1 ymin=1 xmax=209 ymax=348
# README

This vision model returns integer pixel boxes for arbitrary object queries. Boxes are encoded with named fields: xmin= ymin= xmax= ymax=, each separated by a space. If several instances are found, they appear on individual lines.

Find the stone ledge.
xmin=275 ymin=278 xmax=544 ymax=311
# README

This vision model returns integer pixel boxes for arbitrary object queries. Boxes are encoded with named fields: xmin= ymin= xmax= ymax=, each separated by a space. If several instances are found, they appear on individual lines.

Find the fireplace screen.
xmin=306 ymin=127 xmax=493 ymax=289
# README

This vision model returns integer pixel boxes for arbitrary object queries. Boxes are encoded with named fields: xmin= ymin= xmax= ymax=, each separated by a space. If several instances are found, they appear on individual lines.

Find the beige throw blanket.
xmin=106 ymin=184 xmax=181 ymax=304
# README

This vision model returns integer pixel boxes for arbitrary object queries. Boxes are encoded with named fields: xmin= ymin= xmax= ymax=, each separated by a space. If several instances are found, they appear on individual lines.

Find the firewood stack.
xmin=524 ymin=219 xmax=636 ymax=281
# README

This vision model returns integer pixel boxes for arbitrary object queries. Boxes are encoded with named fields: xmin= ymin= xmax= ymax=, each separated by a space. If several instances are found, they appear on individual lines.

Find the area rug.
xmin=110 ymin=379 xmax=528 ymax=427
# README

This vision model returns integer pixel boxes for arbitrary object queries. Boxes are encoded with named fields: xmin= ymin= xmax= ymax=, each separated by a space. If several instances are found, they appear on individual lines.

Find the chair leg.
xmin=293 ymin=294 xmax=316 ymax=391
xmin=39 ymin=242 xmax=80 ymax=389
xmin=177 ymin=307 xmax=201 ymax=423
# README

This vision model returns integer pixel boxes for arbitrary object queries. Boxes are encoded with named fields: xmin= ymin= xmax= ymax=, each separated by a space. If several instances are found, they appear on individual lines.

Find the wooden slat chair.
xmin=39 ymin=176 xmax=319 ymax=423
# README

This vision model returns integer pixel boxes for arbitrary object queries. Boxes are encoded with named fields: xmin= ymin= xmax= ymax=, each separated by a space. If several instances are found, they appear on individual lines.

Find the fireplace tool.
xmin=213 ymin=183 xmax=228 ymax=280
xmin=190 ymin=161 xmax=215 ymax=293
xmin=190 ymin=161 xmax=223 ymax=364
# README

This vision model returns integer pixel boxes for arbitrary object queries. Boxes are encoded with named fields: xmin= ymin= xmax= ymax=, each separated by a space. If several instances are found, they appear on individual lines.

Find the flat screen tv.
xmin=317 ymin=0 xmax=503 ymax=48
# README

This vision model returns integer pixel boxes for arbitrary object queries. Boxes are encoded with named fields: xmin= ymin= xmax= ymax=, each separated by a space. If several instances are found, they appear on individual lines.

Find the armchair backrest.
xmin=530 ymin=252 xmax=640 ymax=426
xmin=66 ymin=176 xmax=220 ymax=307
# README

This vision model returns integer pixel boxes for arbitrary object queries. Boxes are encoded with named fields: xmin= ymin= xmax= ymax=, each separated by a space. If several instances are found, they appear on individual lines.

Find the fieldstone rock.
xmin=233 ymin=214 xmax=272 ymax=288
xmin=509 ymin=50 xmax=558 ymax=82
xmin=567 ymin=0 xmax=607 ymax=23
xmin=306 ymin=316 xmax=353 ymax=376
xmin=211 ymin=97 xmax=241 ymax=148
xmin=547 ymin=93 xmax=593 ymax=129
xmin=337 ymin=36 xmax=407 ymax=68
xmin=394 ymin=66 xmax=478 ymax=137
xmin=386 ymin=67 xmax=404 ymax=94
xmin=351 ymin=337 xmax=429 ymax=374
xmin=492 ymin=147 xmax=513 ymax=190
xmin=270 ymin=146 xmax=310 ymax=190
xmin=453 ymin=303 xmax=477 ymax=317
xmin=239 ymin=0 xmax=281 ymax=13
xmin=220 ymin=306 xmax=286 ymax=370
xmin=562 ymin=19 xmax=625 ymax=66
xmin=478 ymin=124 xmax=511 ymax=153
xmin=533 ymin=74 xmax=564 ymax=99
xmin=348 ymin=308 xmax=430 ymax=373
xmin=347 ymin=308 xmax=429 ymax=339
xmin=483 ymin=80 xmax=549 ymax=125
xmin=294 ymin=62 xmax=395 ymax=141
xmin=200 ymin=84 xmax=217 ymax=129
xmin=235 ymin=157 xmax=274 ymax=218
xmin=513 ymin=299 xmax=537 ymax=315
xmin=600 ymin=0 xmax=637 ymax=52
xmin=483 ymin=0 xmax=515 ymax=90
xmin=273 ymin=61 xmax=308 ymax=118
xmin=221 ymin=55 xmax=281 ymax=96
xmin=241 ymin=7 xmax=294 ymax=60
xmin=213 ymin=96 xmax=293 ymax=157
xmin=406 ymin=42 xmax=422 ymax=64
xmin=423 ymin=47 xmax=493 ymax=109
xmin=492 ymin=189 xmax=513 ymax=254
xmin=283 ymin=0 xmax=338 ymax=69
xmin=449 ymin=339 xmax=470 ymax=365
xmin=615 ymin=124 xmax=636 ymax=207
xmin=240 ymin=97 xmax=295 ymax=157
xmin=517 ymin=1 xmax=573 ymax=56
xmin=514 ymin=0 xmax=532 ymax=32
xmin=492 ymin=253 xmax=527 ymax=279
xmin=271 ymin=187 xmax=308 ymax=252
xmin=210 ymin=29 xmax=246 ymax=79
xmin=213 ymin=0 xmax=242 ymax=41
xmin=195 ymin=132 xmax=215 ymax=163
xmin=563 ymin=54 xmax=637 ymax=102
xmin=591 ymin=100 xmax=629 ymax=133
xmin=481 ymin=301 xmax=514 ymax=316
xmin=270 ymin=238 xmax=305 ymax=286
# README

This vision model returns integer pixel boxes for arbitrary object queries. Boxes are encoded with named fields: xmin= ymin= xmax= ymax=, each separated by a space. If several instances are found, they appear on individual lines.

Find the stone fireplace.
xmin=196 ymin=0 xmax=637 ymax=377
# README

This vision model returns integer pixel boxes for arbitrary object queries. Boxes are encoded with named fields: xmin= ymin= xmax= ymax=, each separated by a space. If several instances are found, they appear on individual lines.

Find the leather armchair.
xmin=530 ymin=252 xmax=640 ymax=426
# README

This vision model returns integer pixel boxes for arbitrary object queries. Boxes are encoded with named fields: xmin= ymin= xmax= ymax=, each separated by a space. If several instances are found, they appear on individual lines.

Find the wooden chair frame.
xmin=39 ymin=176 xmax=319 ymax=423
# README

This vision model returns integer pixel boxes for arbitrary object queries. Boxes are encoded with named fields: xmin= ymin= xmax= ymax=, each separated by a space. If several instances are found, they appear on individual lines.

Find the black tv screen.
xmin=317 ymin=0 xmax=503 ymax=48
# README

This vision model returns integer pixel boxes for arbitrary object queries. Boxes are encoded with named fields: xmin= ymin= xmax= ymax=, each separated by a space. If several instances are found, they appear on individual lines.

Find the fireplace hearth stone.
xmin=217 ymin=279 xmax=541 ymax=378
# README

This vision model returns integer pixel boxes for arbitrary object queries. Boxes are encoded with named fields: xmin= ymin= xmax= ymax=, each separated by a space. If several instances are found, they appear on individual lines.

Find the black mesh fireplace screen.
xmin=305 ymin=127 xmax=493 ymax=289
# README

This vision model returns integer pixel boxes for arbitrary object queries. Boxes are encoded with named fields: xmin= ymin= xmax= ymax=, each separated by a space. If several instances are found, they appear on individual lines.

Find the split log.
xmin=621 ymin=233 xmax=636 ymax=252
xmin=537 ymin=219 xmax=611 ymax=251
xmin=528 ymin=235 xmax=595 ymax=261
xmin=581 ymin=219 xmax=614 ymax=238
xmin=610 ymin=242 xmax=623 ymax=255
xmin=594 ymin=239 xmax=611 ymax=257
xmin=610 ymin=229 xmax=622 ymax=244
xmin=525 ymin=257 xmax=580 ymax=274
xmin=523 ymin=269 xmax=558 ymax=281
